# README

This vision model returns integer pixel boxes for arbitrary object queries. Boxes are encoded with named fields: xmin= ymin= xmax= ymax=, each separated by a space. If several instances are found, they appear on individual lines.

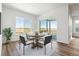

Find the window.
xmin=39 ymin=20 xmax=47 ymax=33
xmin=50 ymin=20 xmax=57 ymax=35
xmin=75 ymin=20 xmax=79 ymax=32
xmin=16 ymin=17 xmax=32 ymax=35
xmin=39 ymin=20 xmax=57 ymax=34
xmin=24 ymin=19 xmax=32 ymax=33
xmin=39 ymin=19 xmax=57 ymax=40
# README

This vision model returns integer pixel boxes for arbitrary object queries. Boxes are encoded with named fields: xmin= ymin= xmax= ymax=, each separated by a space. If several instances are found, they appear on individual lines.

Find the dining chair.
xmin=44 ymin=35 xmax=52 ymax=55
xmin=26 ymin=33 xmax=34 ymax=41
xmin=19 ymin=36 xmax=33 ymax=55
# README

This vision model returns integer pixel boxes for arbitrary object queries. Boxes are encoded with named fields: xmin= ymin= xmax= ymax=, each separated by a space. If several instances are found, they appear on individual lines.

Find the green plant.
xmin=3 ymin=27 xmax=13 ymax=41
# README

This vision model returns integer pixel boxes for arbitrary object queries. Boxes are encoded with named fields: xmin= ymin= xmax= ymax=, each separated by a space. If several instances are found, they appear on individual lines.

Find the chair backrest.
xmin=19 ymin=36 xmax=26 ymax=46
xmin=44 ymin=35 xmax=52 ymax=45
xmin=26 ymin=34 xmax=30 ymax=39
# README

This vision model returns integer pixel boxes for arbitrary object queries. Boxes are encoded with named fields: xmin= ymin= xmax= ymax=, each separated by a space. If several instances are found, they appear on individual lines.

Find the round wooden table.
xmin=30 ymin=34 xmax=44 ymax=49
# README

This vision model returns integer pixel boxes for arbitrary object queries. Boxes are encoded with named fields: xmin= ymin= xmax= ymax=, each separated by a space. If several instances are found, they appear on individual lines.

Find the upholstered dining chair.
xmin=26 ymin=33 xmax=35 ymax=41
xmin=44 ymin=35 xmax=52 ymax=55
xmin=19 ymin=36 xmax=33 ymax=55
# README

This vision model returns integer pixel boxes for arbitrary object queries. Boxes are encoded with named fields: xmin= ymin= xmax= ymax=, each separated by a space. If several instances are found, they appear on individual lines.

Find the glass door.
xmin=50 ymin=20 xmax=57 ymax=40
xmin=39 ymin=20 xmax=47 ymax=33
xmin=39 ymin=19 xmax=57 ymax=40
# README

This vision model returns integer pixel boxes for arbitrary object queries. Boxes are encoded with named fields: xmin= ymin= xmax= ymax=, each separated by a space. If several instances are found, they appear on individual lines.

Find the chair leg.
xmin=19 ymin=40 xmax=20 ymax=50
xmin=44 ymin=46 xmax=46 ymax=55
xmin=51 ymin=41 xmax=53 ymax=49
xmin=23 ymin=46 xmax=25 ymax=55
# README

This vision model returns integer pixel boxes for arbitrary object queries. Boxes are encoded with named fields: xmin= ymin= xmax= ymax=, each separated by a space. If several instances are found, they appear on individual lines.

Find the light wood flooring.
xmin=2 ymin=38 xmax=79 ymax=56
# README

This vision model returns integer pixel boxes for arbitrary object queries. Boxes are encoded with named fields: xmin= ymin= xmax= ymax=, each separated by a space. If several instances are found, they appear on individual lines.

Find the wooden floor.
xmin=2 ymin=37 xmax=79 ymax=56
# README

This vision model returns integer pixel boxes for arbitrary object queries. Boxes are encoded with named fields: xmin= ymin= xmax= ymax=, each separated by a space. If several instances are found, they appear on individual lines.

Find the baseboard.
xmin=72 ymin=36 xmax=79 ymax=38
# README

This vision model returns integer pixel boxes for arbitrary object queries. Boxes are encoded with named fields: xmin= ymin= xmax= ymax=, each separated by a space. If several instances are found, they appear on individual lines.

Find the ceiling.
xmin=3 ymin=3 xmax=68 ymax=16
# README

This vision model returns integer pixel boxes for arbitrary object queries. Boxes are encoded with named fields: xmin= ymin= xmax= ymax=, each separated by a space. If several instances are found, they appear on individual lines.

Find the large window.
xmin=39 ymin=20 xmax=47 ymax=33
xmin=39 ymin=20 xmax=57 ymax=34
xmin=39 ymin=19 xmax=57 ymax=40
xmin=16 ymin=17 xmax=32 ymax=35
xmin=75 ymin=20 xmax=79 ymax=32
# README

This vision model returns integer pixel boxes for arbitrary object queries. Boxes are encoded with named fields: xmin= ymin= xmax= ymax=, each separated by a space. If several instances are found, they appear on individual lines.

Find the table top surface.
xmin=30 ymin=34 xmax=44 ymax=37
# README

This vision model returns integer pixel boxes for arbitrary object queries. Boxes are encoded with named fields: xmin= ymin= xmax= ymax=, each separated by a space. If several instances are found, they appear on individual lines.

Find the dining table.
xmin=29 ymin=32 xmax=45 ymax=49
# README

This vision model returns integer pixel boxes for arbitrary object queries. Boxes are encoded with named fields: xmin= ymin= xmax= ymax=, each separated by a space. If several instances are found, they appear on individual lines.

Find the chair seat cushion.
xmin=29 ymin=37 xmax=35 ymax=40
xmin=38 ymin=41 xmax=44 ymax=45
xmin=26 ymin=40 xmax=34 ymax=45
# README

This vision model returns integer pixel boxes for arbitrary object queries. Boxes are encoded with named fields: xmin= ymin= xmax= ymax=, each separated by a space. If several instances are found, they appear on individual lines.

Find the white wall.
xmin=0 ymin=4 xmax=2 ymax=12
xmin=68 ymin=6 xmax=72 ymax=40
xmin=70 ymin=4 xmax=79 ymax=17
xmin=69 ymin=16 xmax=72 ymax=40
xmin=38 ymin=5 xmax=70 ymax=44
xmin=70 ymin=4 xmax=79 ymax=37
xmin=2 ymin=5 xmax=37 ymax=43
xmin=0 ymin=3 xmax=2 ymax=56
xmin=72 ymin=16 xmax=79 ymax=37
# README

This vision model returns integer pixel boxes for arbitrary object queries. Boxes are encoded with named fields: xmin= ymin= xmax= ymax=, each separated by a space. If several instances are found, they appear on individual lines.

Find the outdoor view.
xmin=16 ymin=17 xmax=32 ymax=35
xmin=39 ymin=20 xmax=57 ymax=40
